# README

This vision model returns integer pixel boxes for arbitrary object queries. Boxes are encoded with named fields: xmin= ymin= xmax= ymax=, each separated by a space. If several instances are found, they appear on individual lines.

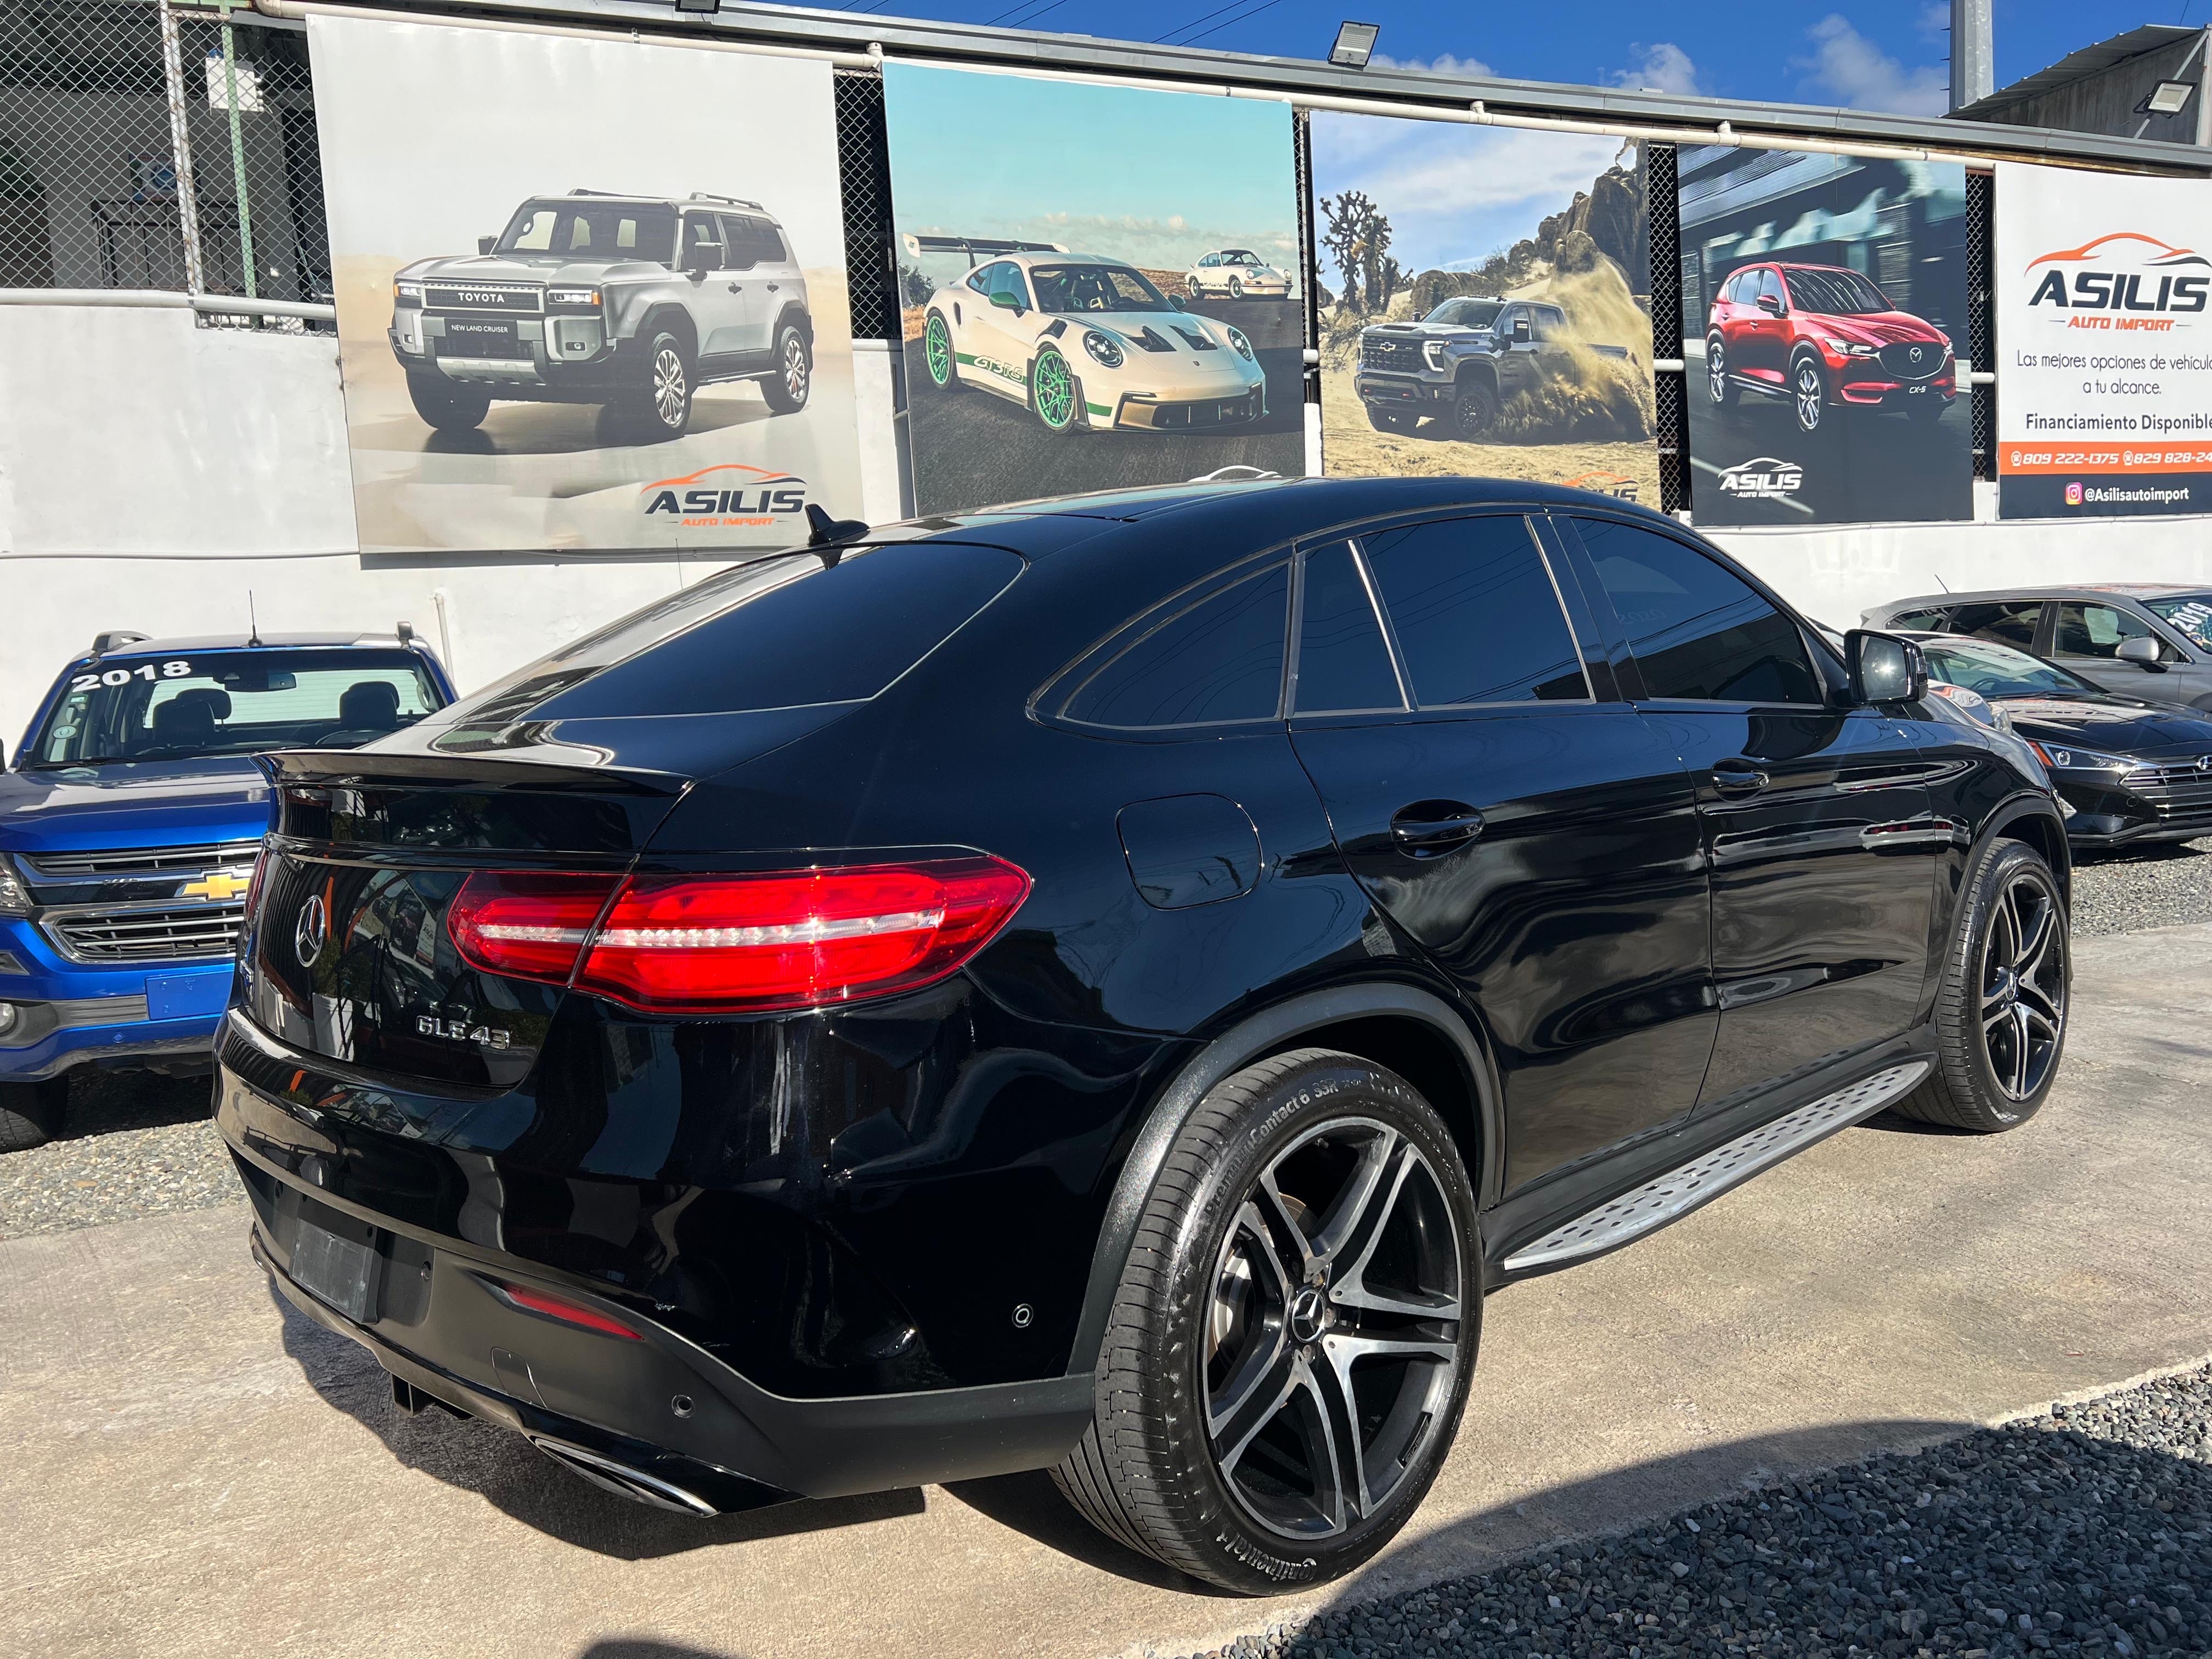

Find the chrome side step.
xmin=1502 ymin=1060 xmax=1931 ymax=1273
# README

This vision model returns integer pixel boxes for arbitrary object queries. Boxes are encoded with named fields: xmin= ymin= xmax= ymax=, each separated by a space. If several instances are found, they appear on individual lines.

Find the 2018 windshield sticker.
xmin=69 ymin=661 xmax=192 ymax=693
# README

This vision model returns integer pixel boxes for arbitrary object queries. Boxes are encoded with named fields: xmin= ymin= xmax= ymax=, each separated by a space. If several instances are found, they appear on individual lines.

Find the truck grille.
xmin=1361 ymin=336 xmax=1424 ymax=371
xmin=424 ymin=284 xmax=543 ymax=314
xmin=44 ymin=903 xmax=246 ymax=963
xmin=2123 ymin=760 xmax=2212 ymax=822
xmin=22 ymin=840 xmax=261 ymax=879
xmin=1876 ymin=341 xmax=1945 ymax=381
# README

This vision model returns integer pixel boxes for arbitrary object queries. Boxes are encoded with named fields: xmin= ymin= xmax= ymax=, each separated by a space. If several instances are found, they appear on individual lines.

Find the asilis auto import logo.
xmin=2025 ymin=232 xmax=2211 ymax=329
xmin=1718 ymin=456 xmax=1805 ymax=501
xmin=640 ymin=463 xmax=811 ymax=528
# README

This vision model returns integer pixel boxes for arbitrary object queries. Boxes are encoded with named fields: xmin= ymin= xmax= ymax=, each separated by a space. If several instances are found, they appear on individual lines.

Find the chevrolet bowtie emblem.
xmin=179 ymin=868 xmax=254 ymax=902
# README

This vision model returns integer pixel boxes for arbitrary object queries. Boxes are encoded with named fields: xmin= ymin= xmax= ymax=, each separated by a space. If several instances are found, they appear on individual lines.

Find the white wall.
xmin=4 ymin=300 xmax=2211 ymax=747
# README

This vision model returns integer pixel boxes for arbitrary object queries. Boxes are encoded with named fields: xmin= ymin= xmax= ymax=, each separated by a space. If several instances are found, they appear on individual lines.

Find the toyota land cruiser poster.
xmin=880 ymin=63 xmax=1305 ymax=515
xmin=1679 ymin=145 xmax=1972 ymax=528
xmin=306 ymin=15 xmax=864 ymax=553
xmin=1309 ymin=114 xmax=1657 ymax=503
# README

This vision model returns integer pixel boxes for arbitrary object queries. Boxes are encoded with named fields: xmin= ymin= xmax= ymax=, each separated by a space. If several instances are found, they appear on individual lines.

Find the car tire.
xmin=1790 ymin=352 xmax=1827 ymax=434
xmin=0 ymin=1077 xmax=68 ymax=1153
xmin=631 ymin=330 xmax=695 ymax=440
xmin=1452 ymin=377 xmax=1498 ymax=439
xmin=405 ymin=372 xmax=491 ymax=433
xmin=760 ymin=324 xmax=812 ymax=415
xmin=1706 ymin=335 xmax=1735 ymax=409
xmin=1892 ymin=838 xmax=2069 ymax=1133
xmin=922 ymin=309 xmax=961 ymax=392
xmin=1367 ymin=406 xmax=1419 ymax=433
xmin=1229 ymin=276 xmax=1244 ymax=300
xmin=1053 ymin=1047 xmax=1479 ymax=1594
xmin=1029 ymin=345 xmax=1083 ymax=435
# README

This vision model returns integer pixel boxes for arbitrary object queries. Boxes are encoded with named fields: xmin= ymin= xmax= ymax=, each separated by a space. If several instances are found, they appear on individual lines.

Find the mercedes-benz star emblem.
xmin=294 ymin=893 xmax=329 ymax=968
xmin=2197 ymin=754 xmax=2212 ymax=774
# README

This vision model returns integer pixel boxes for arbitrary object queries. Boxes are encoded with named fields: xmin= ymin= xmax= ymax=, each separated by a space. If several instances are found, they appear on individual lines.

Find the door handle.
xmin=766 ymin=282 xmax=780 ymax=292
xmin=1390 ymin=802 xmax=1486 ymax=856
xmin=727 ymin=283 xmax=744 ymax=292
xmin=1711 ymin=759 xmax=1770 ymax=795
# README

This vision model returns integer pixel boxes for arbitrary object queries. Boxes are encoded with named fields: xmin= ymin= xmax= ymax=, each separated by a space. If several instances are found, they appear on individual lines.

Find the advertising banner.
xmin=1311 ymin=116 xmax=1657 ymax=505
xmin=307 ymin=16 xmax=864 ymax=553
xmin=1995 ymin=162 xmax=2212 ymax=519
xmin=881 ymin=63 xmax=1305 ymax=515
xmin=1680 ymin=146 xmax=1971 ymax=527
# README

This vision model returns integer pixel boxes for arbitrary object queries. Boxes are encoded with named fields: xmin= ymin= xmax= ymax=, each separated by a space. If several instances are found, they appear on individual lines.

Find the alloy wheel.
xmin=653 ymin=347 xmax=688 ymax=428
xmin=783 ymin=337 xmax=810 ymax=402
xmin=1708 ymin=341 xmax=1727 ymax=405
xmin=1203 ymin=1118 xmax=1462 ymax=1541
xmin=1033 ymin=350 xmax=1075 ymax=428
xmin=1794 ymin=362 xmax=1824 ymax=432
xmin=924 ymin=314 xmax=952 ymax=385
xmin=1980 ymin=871 xmax=2066 ymax=1101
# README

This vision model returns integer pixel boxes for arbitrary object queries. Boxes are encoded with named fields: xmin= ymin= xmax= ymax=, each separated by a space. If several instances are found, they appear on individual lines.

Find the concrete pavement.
xmin=4 ymin=924 xmax=2211 ymax=1659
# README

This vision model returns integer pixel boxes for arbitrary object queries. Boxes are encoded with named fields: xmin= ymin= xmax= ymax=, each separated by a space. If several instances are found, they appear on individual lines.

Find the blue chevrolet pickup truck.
xmin=0 ymin=629 xmax=455 ymax=1149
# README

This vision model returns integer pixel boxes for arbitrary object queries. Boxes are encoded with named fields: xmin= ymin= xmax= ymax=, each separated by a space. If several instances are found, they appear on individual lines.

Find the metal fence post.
xmin=219 ymin=2 xmax=258 ymax=300
xmin=155 ymin=0 xmax=205 ymax=295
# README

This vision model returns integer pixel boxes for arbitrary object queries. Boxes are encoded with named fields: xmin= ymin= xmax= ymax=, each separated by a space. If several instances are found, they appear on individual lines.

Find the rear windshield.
xmin=443 ymin=541 xmax=1023 ymax=727
xmin=26 ymin=649 xmax=444 ymax=767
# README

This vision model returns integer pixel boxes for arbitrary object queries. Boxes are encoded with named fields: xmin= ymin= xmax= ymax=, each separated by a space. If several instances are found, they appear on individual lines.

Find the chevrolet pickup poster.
xmin=1995 ymin=161 xmax=2212 ymax=520
xmin=1679 ymin=145 xmax=1972 ymax=528
xmin=880 ymin=62 xmax=1306 ymax=515
xmin=306 ymin=15 xmax=865 ymax=553
xmin=1309 ymin=114 xmax=1656 ymax=503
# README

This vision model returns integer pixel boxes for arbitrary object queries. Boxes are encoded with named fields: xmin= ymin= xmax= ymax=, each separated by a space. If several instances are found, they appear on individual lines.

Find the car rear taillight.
xmin=448 ymin=857 xmax=1030 ymax=1015
xmin=489 ymin=1279 xmax=642 ymax=1341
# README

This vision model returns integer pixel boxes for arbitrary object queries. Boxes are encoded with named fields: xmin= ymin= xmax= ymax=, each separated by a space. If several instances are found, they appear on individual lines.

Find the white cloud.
xmin=1608 ymin=42 xmax=1707 ymax=98
xmin=1792 ymin=14 xmax=1947 ymax=115
xmin=1356 ymin=124 xmax=1626 ymax=221
xmin=1368 ymin=52 xmax=1494 ymax=80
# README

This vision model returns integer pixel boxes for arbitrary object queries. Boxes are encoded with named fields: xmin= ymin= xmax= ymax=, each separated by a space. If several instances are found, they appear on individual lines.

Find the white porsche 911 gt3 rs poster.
xmin=881 ymin=63 xmax=1307 ymax=514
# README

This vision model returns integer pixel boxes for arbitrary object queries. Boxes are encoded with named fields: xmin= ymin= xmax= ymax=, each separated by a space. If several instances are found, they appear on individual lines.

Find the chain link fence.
xmin=1643 ymin=143 xmax=1691 ymax=516
xmin=1966 ymin=168 xmax=1996 ymax=483
xmin=832 ymin=66 xmax=897 ymax=345
xmin=1 ymin=0 xmax=329 ymax=324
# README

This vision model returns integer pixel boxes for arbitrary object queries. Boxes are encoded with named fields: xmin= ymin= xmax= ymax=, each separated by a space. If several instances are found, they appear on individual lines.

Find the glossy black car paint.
xmin=215 ymin=477 xmax=2066 ymax=1510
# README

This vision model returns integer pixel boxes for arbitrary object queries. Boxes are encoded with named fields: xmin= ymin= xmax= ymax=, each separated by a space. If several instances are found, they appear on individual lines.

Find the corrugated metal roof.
xmin=1952 ymin=24 xmax=2202 ymax=122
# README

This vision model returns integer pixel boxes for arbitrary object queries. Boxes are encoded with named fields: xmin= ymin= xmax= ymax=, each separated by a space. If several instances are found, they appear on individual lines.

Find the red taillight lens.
xmin=449 ymin=871 xmax=622 ymax=981
xmin=575 ymin=857 xmax=1031 ymax=1014
xmin=492 ymin=1279 xmax=642 ymax=1341
xmin=444 ymin=857 xmax=1031 ymax=1014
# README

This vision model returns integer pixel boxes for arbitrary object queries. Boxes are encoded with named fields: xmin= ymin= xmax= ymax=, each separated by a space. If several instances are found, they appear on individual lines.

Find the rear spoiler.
xmin=254 ymin=746 xmax=689 ymax=798
xmin=901 ymin=232 xmax=1068 ymax=267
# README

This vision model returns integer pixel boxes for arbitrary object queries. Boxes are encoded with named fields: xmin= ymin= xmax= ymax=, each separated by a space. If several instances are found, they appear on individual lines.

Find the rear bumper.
xmin=242 ymin=1193 xmax=1092 ymax=1508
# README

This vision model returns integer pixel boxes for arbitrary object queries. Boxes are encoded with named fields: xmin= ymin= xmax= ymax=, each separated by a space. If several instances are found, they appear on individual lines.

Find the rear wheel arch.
xmin=1064 ymin=983 xmax=1500 ymax=1380
xmin=771 ymin=301 xmax=814 ymax=345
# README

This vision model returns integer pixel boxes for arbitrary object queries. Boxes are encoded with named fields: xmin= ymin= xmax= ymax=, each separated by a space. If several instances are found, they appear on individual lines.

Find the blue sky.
xmin=882 ymin=63 xmax=1300 ymax=273
xmin=825 ymin=2 xmax=2164 ymax=116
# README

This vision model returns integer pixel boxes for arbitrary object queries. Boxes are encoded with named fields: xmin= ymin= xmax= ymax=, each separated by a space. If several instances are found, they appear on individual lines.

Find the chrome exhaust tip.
xmin=527 ymin=1436 xmax=721 ymax=1517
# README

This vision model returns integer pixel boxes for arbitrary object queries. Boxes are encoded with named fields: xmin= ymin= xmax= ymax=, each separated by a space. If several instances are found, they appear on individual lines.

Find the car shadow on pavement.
xmin=575 ymin=1643 xmax=747 ymax=1659
xmin=267 ymin=1280 xmax=925 ymax=1561
xmin=942 ymin=1469 xmax=1227 ymax=1595
xmin=56 ymin=1068 xmax=213 ymax=1139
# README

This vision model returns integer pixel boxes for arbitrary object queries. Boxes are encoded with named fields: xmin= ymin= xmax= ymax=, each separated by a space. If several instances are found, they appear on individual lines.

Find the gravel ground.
xmin=1174 ymin=1364 xmax=2212 ymax=1659
xmin=2069 ymin=840 xmax=2212 ymax=938
xmin=0 ymin=1069 xmax=229 ymax=1241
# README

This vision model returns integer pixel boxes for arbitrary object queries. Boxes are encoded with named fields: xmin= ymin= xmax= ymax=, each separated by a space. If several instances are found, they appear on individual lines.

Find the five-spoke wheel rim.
xmin=1034 ymin=350 xmax=1075 ymax=428
xmin=1795 ymin=361 xmax=1824 ymax=432
xmin=1708 ymin=340 xmax=1727 ymax=405
xmin=924 ymin=314 xmax=952 ymax=385
xmin=653 ymin=347 xmax=688 ymax=428
xmin=783 ymin=337 xmax=810 ymax=402
xmin=1203 ymin=1118 xmax=1462 ymax=1542
xmin=1982 ymin=871 xmax=2066 ymax=1102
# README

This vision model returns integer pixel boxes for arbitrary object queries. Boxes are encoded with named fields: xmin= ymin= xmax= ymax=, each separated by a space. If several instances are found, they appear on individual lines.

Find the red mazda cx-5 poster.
xmin=1679 ymin=146 xmax=1973 ymax=527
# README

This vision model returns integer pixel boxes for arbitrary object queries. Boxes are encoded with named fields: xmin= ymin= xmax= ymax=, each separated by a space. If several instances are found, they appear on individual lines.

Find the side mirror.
xmin=1171 ymin=294 xmax=1188 ymax=311
xmin=988 ymin=290 xmax=1025 ymax=315
xmin=1757 ymin=294 xmax=1785 ymax=317
xmin=2115 ymin=635 xmax=2165 ymax=667
xmin=477 ymin=235 xmax=496 ymax=256
xmin=1511 ymin=317 xmax=1531 ymax=342
xmin=1846 ymin=630 xmax=1927 ymax=705
xmin=682 ymin=241 xmax=719 ymax=277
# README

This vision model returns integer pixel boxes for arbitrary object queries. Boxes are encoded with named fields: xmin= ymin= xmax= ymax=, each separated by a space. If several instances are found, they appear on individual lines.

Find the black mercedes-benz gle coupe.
xmin=216 ymin=477 xmax=2069 ymax=1592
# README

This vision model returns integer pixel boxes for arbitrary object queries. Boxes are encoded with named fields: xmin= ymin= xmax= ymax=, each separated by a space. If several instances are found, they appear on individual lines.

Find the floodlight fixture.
xmin=2142 ymin=78 xmax=2196 ymax=116
xmin=1329 ymin=21 xmax=1380 ymax=70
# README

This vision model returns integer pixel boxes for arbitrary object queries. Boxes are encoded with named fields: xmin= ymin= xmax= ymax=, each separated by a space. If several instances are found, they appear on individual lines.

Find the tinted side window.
xmin=1575 ymin=518 xmax=1820 ymax=704
xmin=523 ymin=543 xmax=1023 ymax=719
xmin=1295 ymin=543 xmax=1402 ymax=714
xmin=1361 ymin=517 xmax=1588 ymax=707
xmin=1943 ymin=600 xmax=2042 ymax=647
xmin=2052 ymin=602 xmax=2172 ymax=661
xmin=1065 ymin=564 xmax=1289 ymax=729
